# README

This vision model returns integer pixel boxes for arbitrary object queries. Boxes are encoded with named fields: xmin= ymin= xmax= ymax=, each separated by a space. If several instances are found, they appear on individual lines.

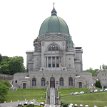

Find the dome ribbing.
xmin=39 ymin=8 xmax=70 ymax=36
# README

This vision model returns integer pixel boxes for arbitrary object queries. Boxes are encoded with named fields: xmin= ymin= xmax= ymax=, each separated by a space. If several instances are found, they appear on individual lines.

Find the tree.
xmin=0 ymin=56 xmax=10 ymax=74
xmin=0 ymin=56 xmax=25 ymax=75
xmin=84 ymin=68 xmax=98 ymax=76
xmin=8 ymin=56 xmax=25 ymax=75
xmin=0 ymin=54 xmax=2 ymax=62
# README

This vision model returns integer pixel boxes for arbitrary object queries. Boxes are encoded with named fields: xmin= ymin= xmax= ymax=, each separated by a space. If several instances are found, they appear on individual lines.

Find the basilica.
xmin=13 ymin=7 xmax=93 ymax=88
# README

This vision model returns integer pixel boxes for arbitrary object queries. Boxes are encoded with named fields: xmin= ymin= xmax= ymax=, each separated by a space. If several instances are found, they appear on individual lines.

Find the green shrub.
xmin=61 ymin=102 xmax=68 ymax=107
xmin=0 ymin=82 xmax=9 ymax=102
xmin=26 ymin=104 xmax=34 ymax=107
xmin=95 ymin=80 xmax=102 ymax=88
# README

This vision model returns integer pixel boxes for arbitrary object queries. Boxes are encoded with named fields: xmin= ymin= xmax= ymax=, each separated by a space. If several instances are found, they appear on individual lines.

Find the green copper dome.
xmin=39 ymin=8 xmax=70 ymax=36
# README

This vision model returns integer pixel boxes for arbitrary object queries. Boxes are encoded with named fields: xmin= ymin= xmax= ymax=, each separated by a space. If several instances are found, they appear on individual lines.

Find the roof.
xmin=39 ymin=8 xmax=70 ymax=36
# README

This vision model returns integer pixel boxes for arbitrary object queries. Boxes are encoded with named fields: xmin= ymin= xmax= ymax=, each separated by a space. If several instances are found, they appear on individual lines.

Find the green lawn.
xmin=6 ymin=88 xmax=46 ymax=102
xmin=59 ymin=88 xmax=107 ymax=107
xmin=6 ymin=88 xmax=107 ymax=107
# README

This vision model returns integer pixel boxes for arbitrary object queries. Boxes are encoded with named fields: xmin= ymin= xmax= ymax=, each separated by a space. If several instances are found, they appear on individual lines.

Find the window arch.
xmin=69 ymin=77 xmax=73 ymax=86
xmin=48 ymin=43 xmax=59 ymax=51
xmin=59 ymin=77 xmax=64 ymax=86
xmin=41 ymin=77 xmax=46 ymax=86
xmin=50 ymin=77 xmax=55 ymax=88
xmin=32 ymin=78 xmax=36 ymax=86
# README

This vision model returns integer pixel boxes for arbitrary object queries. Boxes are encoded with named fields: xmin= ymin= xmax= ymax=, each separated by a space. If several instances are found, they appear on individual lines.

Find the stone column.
xmin=46 ymin=56 xmax=47 ymax=67
xmin=55 ymin=56 xmax=56 ymax=67
xmin=51 ymin=56 xmax=52 ymax=68
xmin=47 ymin=57 xmax=48 ymax=68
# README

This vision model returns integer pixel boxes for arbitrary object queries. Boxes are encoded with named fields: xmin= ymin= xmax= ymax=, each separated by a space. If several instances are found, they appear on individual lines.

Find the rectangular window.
xmin=56 ymin=64 xmax=59 ymax=67
xmin=48 ymin=57 xmax=51 ymax=60
xmin=48 ymin=64 xmax=51 ymax=67
xmin=56 ymin=56 xmax=59 ymax=59
xmin=52 ymin=64 xmax=55 ymax=67
xmin=52 ymin=57 xmax=55 ymax=60
xmin=79 ymin=82 xmax=82 ymax=88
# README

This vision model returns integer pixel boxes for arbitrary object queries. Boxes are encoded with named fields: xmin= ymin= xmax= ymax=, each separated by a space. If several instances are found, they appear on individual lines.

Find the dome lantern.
xmin=51 ymin=7 xmax=57 ymax=16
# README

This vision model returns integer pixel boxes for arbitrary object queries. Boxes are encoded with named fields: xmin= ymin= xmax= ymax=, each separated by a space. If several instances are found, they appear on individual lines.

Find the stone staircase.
xmin=45 ymin=88 xmax=60 ymax=107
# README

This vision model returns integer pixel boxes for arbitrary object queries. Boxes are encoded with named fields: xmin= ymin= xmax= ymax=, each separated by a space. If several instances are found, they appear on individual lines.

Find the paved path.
xmin=0 ymin=101 xmax=24 ymax=107
xmin=46 ymin=88 xmax=60 ymax=107
xmin=50 ymin=88 xmax=55 ymax=105
xmin=0 ymin=100 xmax=40 ymax=107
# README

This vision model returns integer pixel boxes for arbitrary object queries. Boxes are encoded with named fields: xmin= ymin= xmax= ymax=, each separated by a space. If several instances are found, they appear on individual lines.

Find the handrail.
xmin=46 ymin=87 xmax=50 ymax=104
xmin=55 ymin=88 xmax=60 ymax=105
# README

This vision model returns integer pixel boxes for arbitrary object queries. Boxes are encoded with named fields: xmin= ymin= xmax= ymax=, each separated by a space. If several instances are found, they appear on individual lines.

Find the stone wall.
xmin=0 ymin=74 xmax=13 ymax=80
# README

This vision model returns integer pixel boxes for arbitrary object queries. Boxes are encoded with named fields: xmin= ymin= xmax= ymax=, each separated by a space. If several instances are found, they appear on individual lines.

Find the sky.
xmin=0 ymin=0 xmax=107 ymax=70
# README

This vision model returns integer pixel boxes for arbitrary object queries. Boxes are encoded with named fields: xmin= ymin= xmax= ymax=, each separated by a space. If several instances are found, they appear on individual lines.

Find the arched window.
xmin=59 ymin=77 xmax=64 ymax=86
xmin=41 ymin=77 xmax=45 ymax=86
xmin=48 ymin=43 xmax=59 ymax=51
xmin=50 ymin=77 xmax=55 ymax=88
xmin=69 ymin=77 xmax=73 ymax=86
xmin=32 ymin=78 xmax=36 ymax=86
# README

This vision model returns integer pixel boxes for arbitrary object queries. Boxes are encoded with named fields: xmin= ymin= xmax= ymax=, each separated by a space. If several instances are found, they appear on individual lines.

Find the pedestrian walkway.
xmin=44 ymin=88 xmax=60 ymax=107
xmin=0 ymin=101 xmax=24 ymax=107
xmin=50 ymin=88 xmax=55 ymax=105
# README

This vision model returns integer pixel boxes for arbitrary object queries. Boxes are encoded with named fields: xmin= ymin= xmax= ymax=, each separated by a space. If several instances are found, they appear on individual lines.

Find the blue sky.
xmin=0 ymin=0 xmax=107 ymax=70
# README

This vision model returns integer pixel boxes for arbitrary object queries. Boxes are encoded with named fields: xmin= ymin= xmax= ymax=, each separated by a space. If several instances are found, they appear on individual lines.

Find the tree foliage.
xmin=0 ymin=54 xmax=2 ymax=62
xmin=0 ymin=54 xmax=25 ymax=75
xmin=95 ymin=80 xmax=102 ymax=88
xmin=84 ymin=68 xmax=98 ymax=76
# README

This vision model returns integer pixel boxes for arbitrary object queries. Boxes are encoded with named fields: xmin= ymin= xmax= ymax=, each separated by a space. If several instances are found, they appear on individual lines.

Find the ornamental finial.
xmin=51 ymin=3 xmax=57 ymax=16
xmin=53 ymin=2 xmax=55 ymax=8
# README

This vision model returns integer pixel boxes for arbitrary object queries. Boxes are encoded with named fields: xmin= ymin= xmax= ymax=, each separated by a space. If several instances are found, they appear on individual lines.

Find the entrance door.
xmin=23 ymin=83 xmax=26 ymax=88
xmin=50 ymin=77 xmax=55 ymax=88
xmin=79 ymin=82 xmax=82 ymax=88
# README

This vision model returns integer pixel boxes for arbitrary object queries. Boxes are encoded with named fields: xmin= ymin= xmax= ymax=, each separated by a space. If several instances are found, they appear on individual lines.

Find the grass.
xmin=59 ymin=88 xmax=107 ymax=107
xmin=6 ymin=88 xmax=46 ymax=102
xmin=6 ymin=88 xmax=107 ymax=107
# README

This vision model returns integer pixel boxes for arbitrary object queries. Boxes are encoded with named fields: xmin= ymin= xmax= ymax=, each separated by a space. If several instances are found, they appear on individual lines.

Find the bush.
xmin=95 ymin=80 xmax=102 ymax=88
xmin=26 ymin=104 xmax=34 ymax=107
xmin=0 ymin=82 xmax=9 ymax=102
xmin=0 ymin=80 xmax=11 ymax=88
xmin=61 ymin=102 xmax=69 ymax=107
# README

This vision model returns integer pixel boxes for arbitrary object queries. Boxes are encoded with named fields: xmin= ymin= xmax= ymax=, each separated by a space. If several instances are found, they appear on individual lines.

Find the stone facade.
xmin=13 ymin=8 xmax=93 ymax=89
xmin=97 ymin=69 xmax=107 ymax=88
